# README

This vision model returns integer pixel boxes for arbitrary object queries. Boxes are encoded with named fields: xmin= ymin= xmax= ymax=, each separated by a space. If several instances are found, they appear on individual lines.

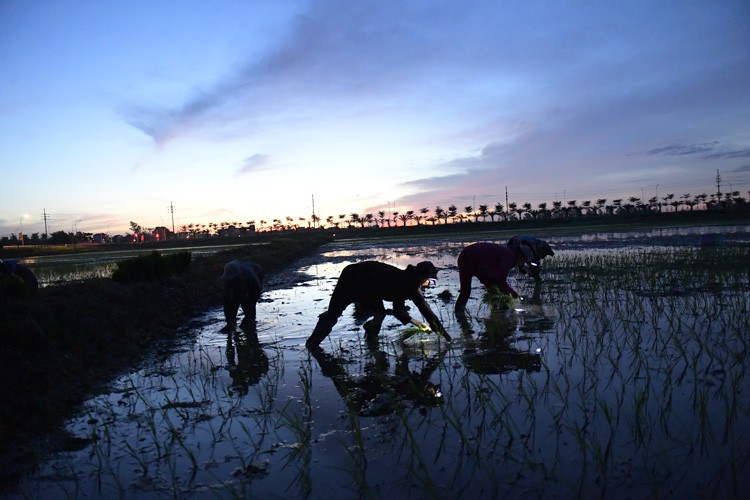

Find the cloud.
xmin=703 ymin=148 xmax=750 ymax=160
xmin=123 ymin=1 xmax=624 ymax=146
xmin=237 ymin=154 xmax=271 ymax=175
xmin=643 ymin=142 xmax=719 ymax=156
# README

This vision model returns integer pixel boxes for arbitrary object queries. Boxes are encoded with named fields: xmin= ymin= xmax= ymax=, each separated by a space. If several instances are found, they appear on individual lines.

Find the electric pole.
xmin=311 ymin=194 xmax=316 ymax=228
xmin=505 ymin=186 xmax=509 ymax=224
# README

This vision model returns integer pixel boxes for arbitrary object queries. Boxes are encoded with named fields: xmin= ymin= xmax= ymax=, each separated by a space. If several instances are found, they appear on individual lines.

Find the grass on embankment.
xmin=0 ymin=232 xmax=331 ymax=488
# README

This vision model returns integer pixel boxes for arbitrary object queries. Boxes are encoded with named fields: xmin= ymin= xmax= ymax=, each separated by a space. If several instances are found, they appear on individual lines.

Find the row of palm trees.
xmin=177 ymin=190 xmax=747 ymax=235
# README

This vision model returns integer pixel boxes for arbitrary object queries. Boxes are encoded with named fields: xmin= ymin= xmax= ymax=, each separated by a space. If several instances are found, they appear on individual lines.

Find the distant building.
xmin=217 ymin=225 xmax=255 ymax=238
xmin=92 ymin=233 xmax=111 ymax=244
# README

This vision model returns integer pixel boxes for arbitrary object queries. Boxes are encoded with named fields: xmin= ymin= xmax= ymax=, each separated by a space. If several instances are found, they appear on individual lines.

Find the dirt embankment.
xmin=0 ymin=233 xmax=331 ymax=489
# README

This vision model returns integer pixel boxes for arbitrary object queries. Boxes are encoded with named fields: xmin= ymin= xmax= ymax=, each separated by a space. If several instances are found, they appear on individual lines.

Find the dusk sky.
xmin=1 ymin=1 xmax=748 ymax=237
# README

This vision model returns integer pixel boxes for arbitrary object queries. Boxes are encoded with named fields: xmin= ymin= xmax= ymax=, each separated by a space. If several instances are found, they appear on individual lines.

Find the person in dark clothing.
xmin=306 ymin=261 xmax=450 ymax=347
xmin=221 ymin=260 xmax=264 ymax=328
xmin=454 ymin=242 xmax=533 ymax=317
xmin=507 ymin=235 xmax=555 ymax=281
xmin=0 ymin=259 xmax=38 ymax=292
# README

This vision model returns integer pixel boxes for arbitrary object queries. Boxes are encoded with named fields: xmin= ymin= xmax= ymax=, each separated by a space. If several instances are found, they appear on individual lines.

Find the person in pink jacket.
xmin=454 ymin=242 xmax=534 ymax=317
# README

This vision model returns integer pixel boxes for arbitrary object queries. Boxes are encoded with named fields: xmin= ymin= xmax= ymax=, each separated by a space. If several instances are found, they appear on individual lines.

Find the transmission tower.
xmin=168 ymin=201 xmax=175 ymax=234
xmin=42 ymin=208 xmax=50 ymax=237
xmin=715 ymin=169 xmax=722 ymax=199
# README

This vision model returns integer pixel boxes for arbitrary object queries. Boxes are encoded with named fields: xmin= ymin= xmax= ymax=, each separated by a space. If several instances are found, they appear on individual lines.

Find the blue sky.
xmin=1 ymin=1 xmax=748 ymax=236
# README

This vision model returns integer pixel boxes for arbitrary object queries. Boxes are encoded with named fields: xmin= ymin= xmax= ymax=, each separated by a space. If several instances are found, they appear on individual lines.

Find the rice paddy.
xmin=11 ymin=227 xmax=750 ymax=499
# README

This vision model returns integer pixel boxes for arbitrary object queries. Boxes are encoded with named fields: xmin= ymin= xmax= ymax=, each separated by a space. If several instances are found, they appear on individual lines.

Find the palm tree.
xmin=508 ymin=202 xmax=518 ymax=220
xmin=447 ymin=205 xmax=458 ymax=223
xmin=521 ymin=202 xmax=533 ymax=220
xmin=537 ymin=202 xmax=549 ymax=219
xmin=377 ymin=210 xmax=387 ymax=227
xmin=681 ymin=193 xmax=692 ymax=209
xmin=552 ymin=200 xmax=563 ymax=217
xmin=595 ymin=199 xmax=607 ymax=215
xmin=349 ymin=213 xmax=359 ymax=228
xmin=662 ymin=194 xmax=675 ymax=212
xmin=417 ymin=207 xmax=429 ymax=225
xmin=464 ymin=206 xmax=474 ymax=222
xmin=398 ymin=211 xmax=414 ymax=226
xmin=494 ymin=202 xmax=505 ymax=222
xmin=566 ymin=200 xmax=579 ymax=217
xmin=487 ymin=207 xmax=498 ymax=222
xmin=627 ymin=197 xmax=641 ymax=213
xmin=478 ymin=204 xmax=489 ymax=222
xmin=581 ymin=200 xmax=592 ymax=216
xmin=434 ymin=206 xmax=445 ymax=224
xmin=696 ymin=193 xmax=708 ymax=210
xmin=612 ymin=199 xmax=623 ymax=214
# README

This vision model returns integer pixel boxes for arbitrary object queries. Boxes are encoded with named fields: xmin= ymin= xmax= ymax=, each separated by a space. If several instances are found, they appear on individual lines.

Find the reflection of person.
xmin=306 ymin=261 xmax=450 ymax=347
xmin=309 ymin=345 xmax=442 ymax=416
xmin=454 ymin=243 xmax=533 ymax=317
xmin=462 ymin=311 xmax=541 ymax=374
xmin=507 ymin=235 xmax=555 ymax=282
xmin=221 ymin=260 xmax=264 ymax=328
xmin=226 ymin=325 xmax=269 ymax=396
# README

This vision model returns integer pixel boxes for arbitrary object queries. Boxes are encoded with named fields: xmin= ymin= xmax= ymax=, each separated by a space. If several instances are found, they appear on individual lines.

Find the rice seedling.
xmin=11 ymin=231 xmax=750 ymax=498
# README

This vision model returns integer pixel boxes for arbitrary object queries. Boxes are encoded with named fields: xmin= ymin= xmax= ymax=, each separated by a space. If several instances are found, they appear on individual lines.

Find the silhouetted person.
xmin=221 ymin=260 xmax=264 ymax=328
xmin=306 ymin=261 xmax=450 ymax=347
xmin=0 ymin=259 xmax=38 ymax=294
xmin=507 ymin=235 xmax=555 ymax=282
xmin=454 ymin=242 xmax=533 ymax=318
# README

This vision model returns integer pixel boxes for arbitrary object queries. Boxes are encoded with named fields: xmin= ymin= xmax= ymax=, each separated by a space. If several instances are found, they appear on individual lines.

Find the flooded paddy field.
xmin=20 ymin=243 xmax=262 ymax=286
xmin=11 ymin=226 xmax=750 ymax=498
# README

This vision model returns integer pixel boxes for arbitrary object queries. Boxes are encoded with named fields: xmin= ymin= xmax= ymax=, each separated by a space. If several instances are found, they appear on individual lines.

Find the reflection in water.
xmin=461 ymin=310 xmax=542 ymax=374
xmin=225 ymin=324 xmax=269 ymax=396
xmin=309 ymin=345 xmax=443 ymax=417
xmin=13 ymin=232 xmax=748 ymax=499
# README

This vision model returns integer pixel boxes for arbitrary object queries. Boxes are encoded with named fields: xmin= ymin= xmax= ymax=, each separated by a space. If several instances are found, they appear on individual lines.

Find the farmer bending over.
xmin=306 ymin=261 xmax=450 ymax=347
xmin=507 ymin=235 xmax=555 ymax=282
xmin=454 ymin=242 xmax=534 ymax=318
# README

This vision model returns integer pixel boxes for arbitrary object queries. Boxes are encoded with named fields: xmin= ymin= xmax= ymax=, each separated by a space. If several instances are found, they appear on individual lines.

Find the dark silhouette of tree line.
xmin=3 ymin=189 xmax=748 ymax=246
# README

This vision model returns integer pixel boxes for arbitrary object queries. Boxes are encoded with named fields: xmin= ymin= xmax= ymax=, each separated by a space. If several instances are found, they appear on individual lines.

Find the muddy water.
xmin=12 ymin=227 xmax=750 ymax=498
